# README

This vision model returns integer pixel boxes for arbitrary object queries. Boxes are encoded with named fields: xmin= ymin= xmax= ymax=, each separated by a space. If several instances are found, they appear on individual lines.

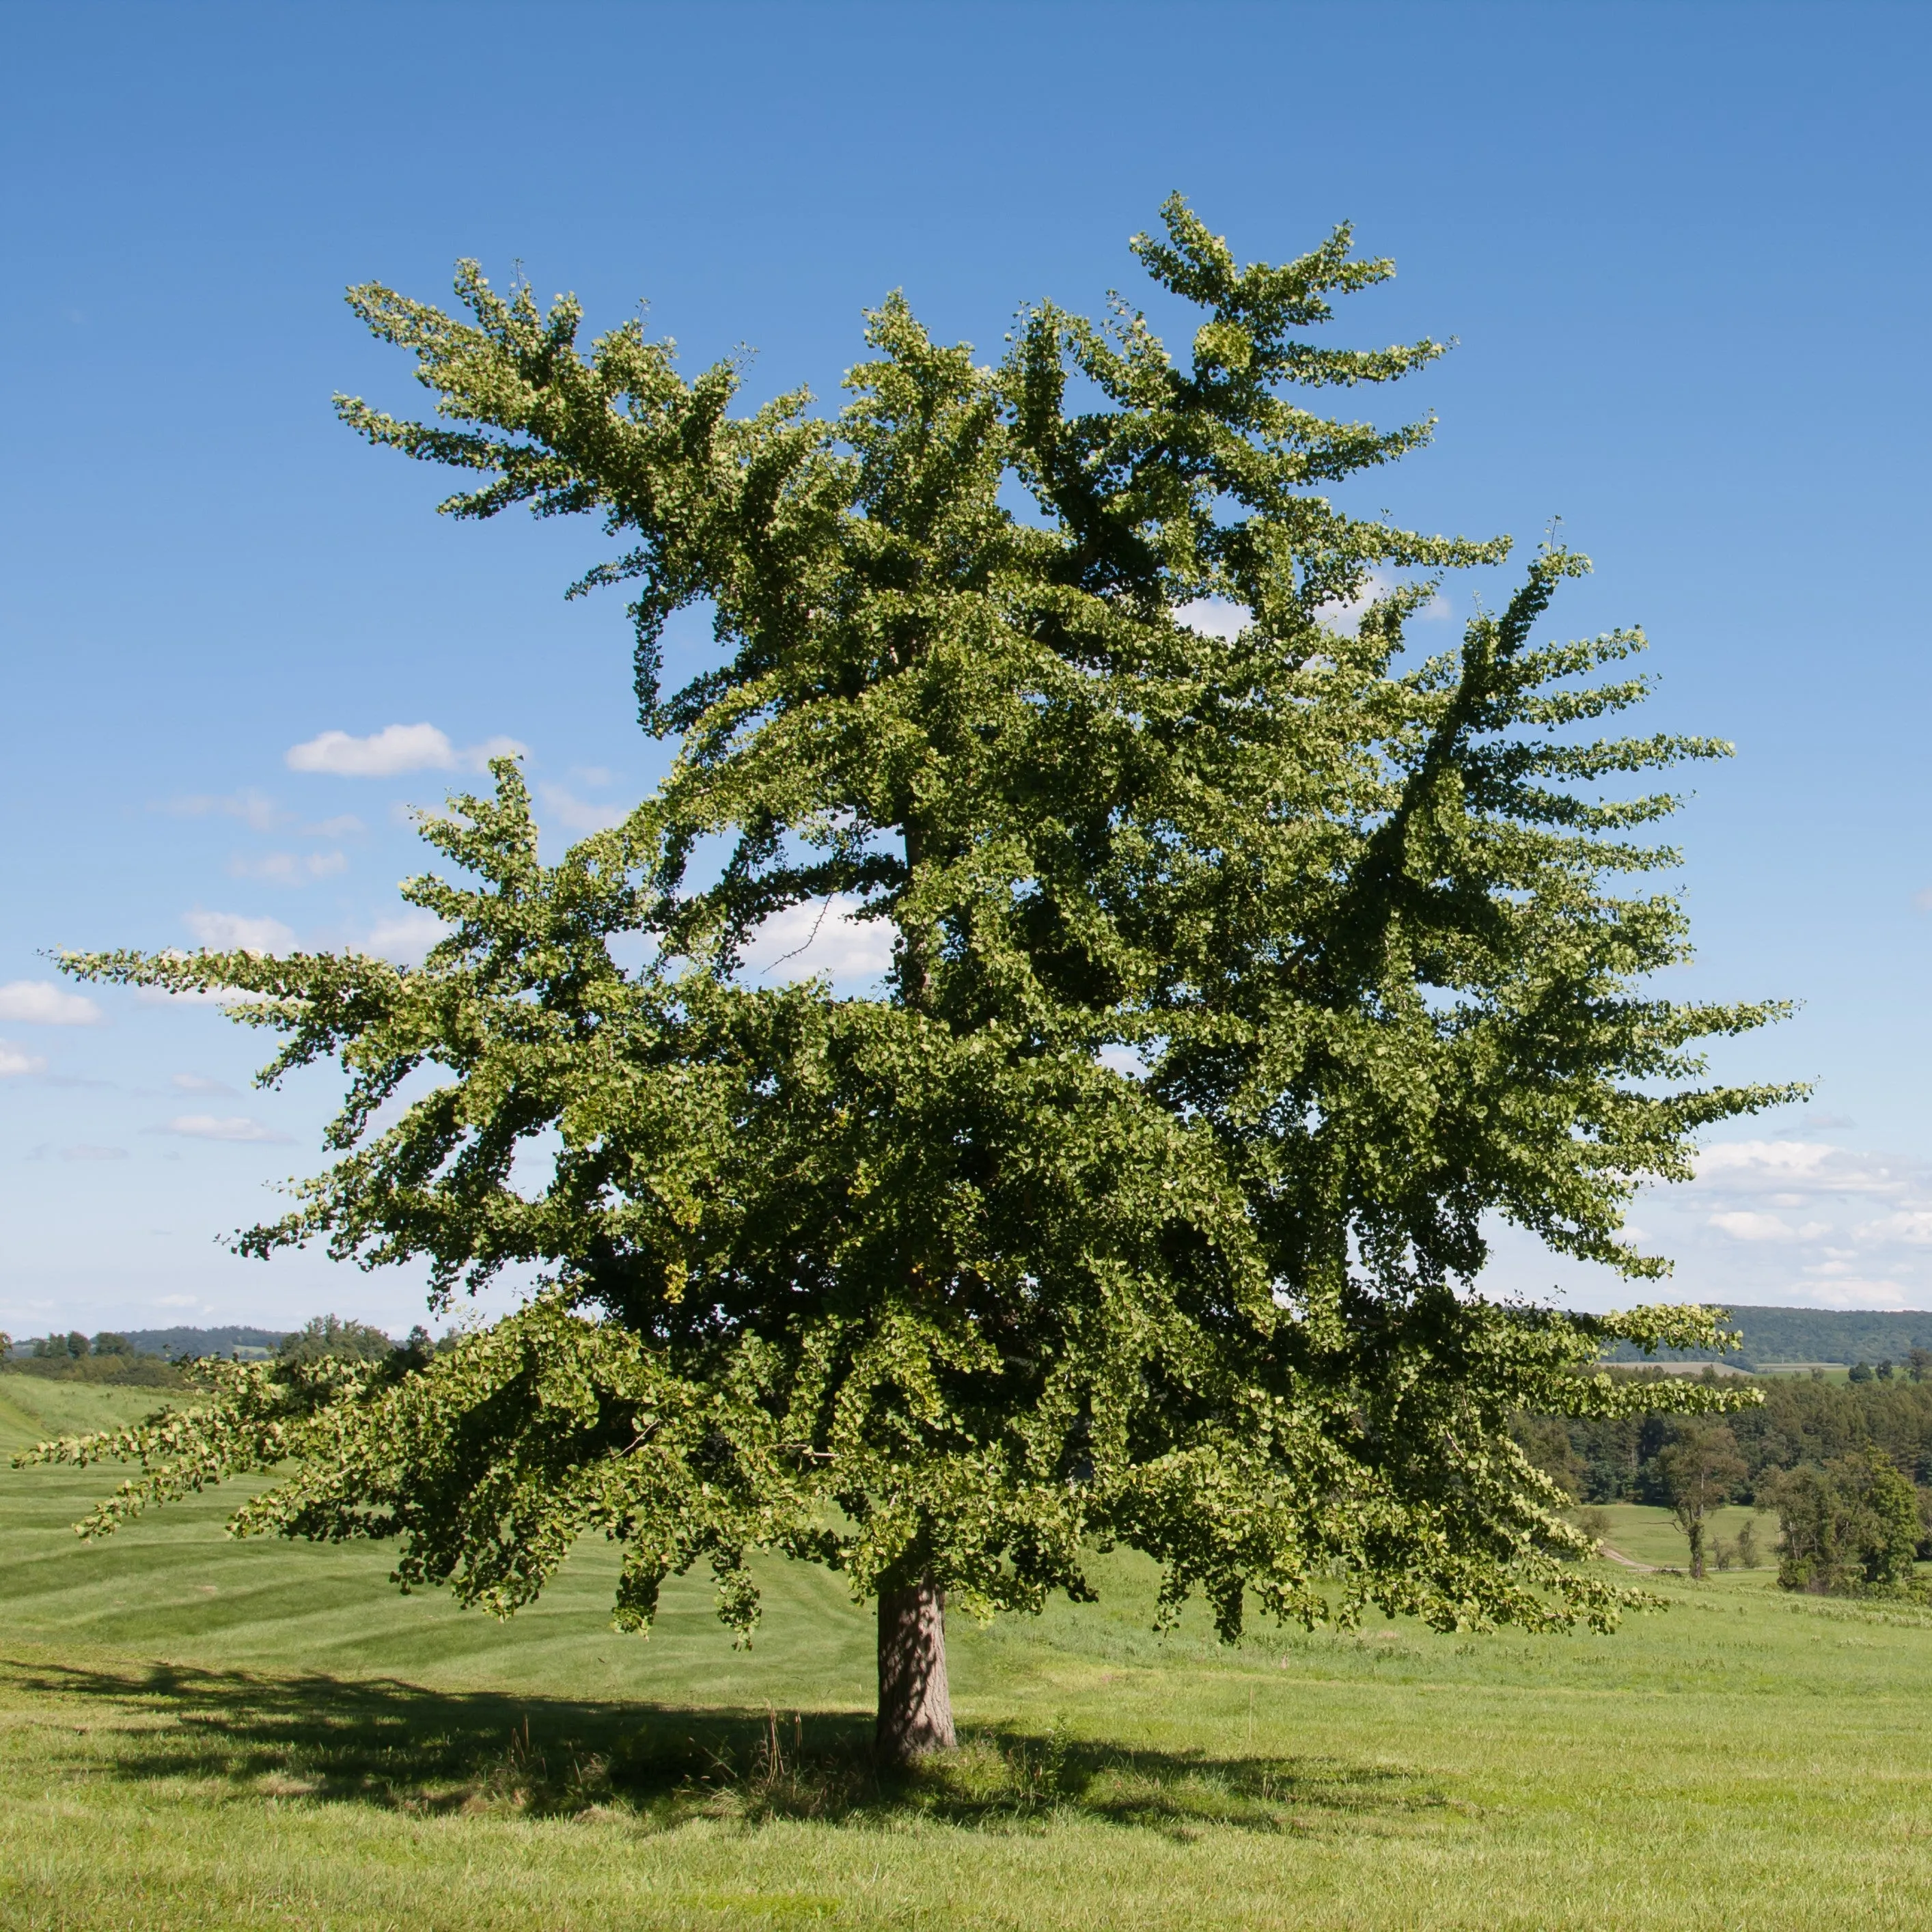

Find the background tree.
xmin=276 ymin=1315 xmax=398 ymax=1366
xmin=1772 ymin=1450 xmax=1921 ymax=1592
xmin=1655 ymin=1422 xmax=1746 ymax=1577
xmin=27 ymin=200 xmax=1786 ymax=1761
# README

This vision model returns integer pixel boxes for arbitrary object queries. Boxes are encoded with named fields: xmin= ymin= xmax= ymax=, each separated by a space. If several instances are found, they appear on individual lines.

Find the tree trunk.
xmin=875 ymin=1578 xmax=955 ymax=1763
xmin=1687 ymin=1518 xmax=1705 ymax=1579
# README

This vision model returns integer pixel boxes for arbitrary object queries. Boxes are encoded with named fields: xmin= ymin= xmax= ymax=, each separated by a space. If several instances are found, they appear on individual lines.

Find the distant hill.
xmin=119 ymin=1325 xmax=292 ymax=1360
xmin=1601 ymin=1305 xmax=1932 ymax=1369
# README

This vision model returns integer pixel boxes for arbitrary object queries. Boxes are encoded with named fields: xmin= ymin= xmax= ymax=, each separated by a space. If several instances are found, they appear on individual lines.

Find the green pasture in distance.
xmin=0 ymin=1376 xmax=176 ymax=1450
xmin=6 ymin=1374 xmax=1932 ymax=1929
xmin=1590 ymin=1501 xmax=1772 ymax=1569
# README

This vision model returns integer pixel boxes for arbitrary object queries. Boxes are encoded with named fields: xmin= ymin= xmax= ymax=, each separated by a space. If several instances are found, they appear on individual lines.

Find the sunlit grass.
xmin=5 ymin=1374 xmax=1932 ymax=1929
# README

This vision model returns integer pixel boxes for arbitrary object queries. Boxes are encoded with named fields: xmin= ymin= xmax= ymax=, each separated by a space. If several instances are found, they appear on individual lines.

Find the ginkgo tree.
xmin=30 ymin=199 xmax=1785 ymax=1763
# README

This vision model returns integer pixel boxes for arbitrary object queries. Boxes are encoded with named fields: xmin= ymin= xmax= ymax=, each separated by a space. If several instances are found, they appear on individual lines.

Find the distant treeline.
xmin=1518 ymin=1370 xmax=1932 ymax=1506
xmin=118 ymin=1325 xmax=293 ymax=1359
xmin=2 ymin=1316 xmax=429 ymax=1385
xmin=1601 ymin=1305 xmax=1932 ymax=1369
xmin=3 ymin=1325 xmax=291 ymax=1362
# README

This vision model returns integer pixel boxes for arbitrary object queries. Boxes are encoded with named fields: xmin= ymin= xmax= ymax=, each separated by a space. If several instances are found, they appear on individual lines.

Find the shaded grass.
xmin=0 ymin=1655 xmax=1444 ymax=1838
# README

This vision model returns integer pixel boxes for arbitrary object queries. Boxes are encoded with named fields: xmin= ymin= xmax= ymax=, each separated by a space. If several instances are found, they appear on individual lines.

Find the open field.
xmin=5 ymin=1377 xmax=1932 ymax=1929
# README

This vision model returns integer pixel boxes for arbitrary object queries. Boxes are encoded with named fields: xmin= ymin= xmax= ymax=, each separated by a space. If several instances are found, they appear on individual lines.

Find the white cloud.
xmin=171 ymin=1072 xmax=236 ymax=1094
xmin=539 ymin=784 xmax=630 ymax=833
xmin=467 ymin=734 xmax=529 ymax=767
xmin=1859 ymin=1211 xmax=1932 ymax=1246
xmin=1693 ymin=1140 xmax=1905 ymax=1196
xmin=61 ymin=1143 xmax=128 ymax=1161
xmin=0 ymin=1040 xmax=47 ymax=1077
xmin=1554 ymin=1133 xmax=1932 ymax=1312
xmin=359 ymin=910 xmax=451 ymax=965
xmin=1707 ymin=1211 xmax=1830 ymax=1243
xmin=741 ymin=896 xmax=897 ymax=984
xmin=1800 ymin=1278 xmax=1916 ymax=1311
xmin=0 ymin=980 xmax=103 ymax=1025
xmin=301 ymin=814 xmax=367 ymax=838
xmin=183 ymin=910 xmax=296 ymax=954
xmin=286 ymin=723 xmax=527 ymax=777
xmin=161 ymin=789 xmax=282 ymax=832
xmin=289 ymin=723 xmax=456 ymax=777
xmin=160 ymin=1114 xmax=293 ymax=1144
xmin=1176 ymin=598 xmax=1251 ymax=641
xmin=227 ymin=850 xmax=348 ymax=884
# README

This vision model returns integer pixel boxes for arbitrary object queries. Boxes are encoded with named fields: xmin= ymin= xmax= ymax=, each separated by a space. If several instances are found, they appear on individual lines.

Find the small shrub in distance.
xmin=1571 ymin=1506 xmax=1613 ymax=1553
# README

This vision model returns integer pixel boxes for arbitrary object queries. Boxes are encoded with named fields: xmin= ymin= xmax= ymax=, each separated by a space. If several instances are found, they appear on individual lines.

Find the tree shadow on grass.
xmin=3 ymin=1655 xmax=1450 ymax=1839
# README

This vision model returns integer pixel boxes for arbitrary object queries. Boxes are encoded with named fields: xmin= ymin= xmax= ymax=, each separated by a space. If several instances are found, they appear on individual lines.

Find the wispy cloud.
xmin=1707 ymin=1210 xmax=1830 ymax=1243
xmin=159 ymin=788 xmax=284 ymax=832
xmin=227 ymin=851 xmax=348 ymax=884
xmin=0 ymin=980 xmax=102 ymax=1025
xmin=182 ymin=910 xmax=296 ymax=954
xmin=171 ymin=1072 xmax=237 ymax=1094
xmin=0 ymin=1041 xmax=47 ymax=1077
xmin=358 ymin=910 xmax=450 ymax=965
xmin=538 ymin=784 xmax=630 ymax=833
xmin=1577 ymin=1135 xmax=1932 ymax=1310
xmin=158 ymin=1114 xmax=292 ymax=1144
xmin=61 ymin=1143 xmax=128 ymax=1161
xmin=1694 ymin=1140 xmax=1908 ymax=1196
xmin=287 ymin=723 xmax=527 ymax=777
xmin=301 ymin=814 xmax=366 ymax=838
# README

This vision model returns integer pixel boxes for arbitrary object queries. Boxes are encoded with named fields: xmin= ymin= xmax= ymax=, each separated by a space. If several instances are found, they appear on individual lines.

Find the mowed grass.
xmin=5 ymin=1379 xmax=1932 ymax=1929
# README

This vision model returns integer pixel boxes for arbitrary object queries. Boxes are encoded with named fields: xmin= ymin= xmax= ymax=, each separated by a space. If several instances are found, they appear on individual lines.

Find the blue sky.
xmin=5 ymin=0 xmax=1931 ymax=1336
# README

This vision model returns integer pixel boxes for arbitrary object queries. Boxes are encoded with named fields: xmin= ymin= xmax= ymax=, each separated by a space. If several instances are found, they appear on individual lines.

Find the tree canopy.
xmin=29 ymin=198 xmax=1788 ymax=1758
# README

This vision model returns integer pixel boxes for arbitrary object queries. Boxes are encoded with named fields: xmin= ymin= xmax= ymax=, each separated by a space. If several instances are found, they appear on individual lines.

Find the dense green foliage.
xmin=1769 ymin=1449 xmax=1922 ymax=1593
xmin=34 ymin=202 xmax=1789 ymax=1684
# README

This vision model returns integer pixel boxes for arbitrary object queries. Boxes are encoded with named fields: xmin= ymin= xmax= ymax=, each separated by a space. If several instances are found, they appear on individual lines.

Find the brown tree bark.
xmin=875 ymin=1577 xmax=955 ymax=1763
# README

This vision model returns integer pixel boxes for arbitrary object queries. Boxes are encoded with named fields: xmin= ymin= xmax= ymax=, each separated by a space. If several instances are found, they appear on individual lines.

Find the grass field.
xmin=5 ymin=1377 xmax=1932 ymax=1929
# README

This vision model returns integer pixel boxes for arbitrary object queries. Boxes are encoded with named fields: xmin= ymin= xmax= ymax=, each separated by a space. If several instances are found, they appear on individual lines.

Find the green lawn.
xmin=5 ymin=1375 xmax=1932 ymax=1929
